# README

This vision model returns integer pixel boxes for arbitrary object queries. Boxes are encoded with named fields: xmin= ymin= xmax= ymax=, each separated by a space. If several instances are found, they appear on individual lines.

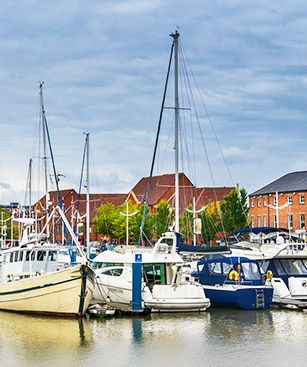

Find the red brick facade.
xmin=249 ymin=191 xmax=307 ymax=231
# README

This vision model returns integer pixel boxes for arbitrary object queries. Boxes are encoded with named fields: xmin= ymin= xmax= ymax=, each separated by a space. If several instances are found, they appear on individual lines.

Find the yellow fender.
xmin=266 ymin=270 xmax=273 ymax=280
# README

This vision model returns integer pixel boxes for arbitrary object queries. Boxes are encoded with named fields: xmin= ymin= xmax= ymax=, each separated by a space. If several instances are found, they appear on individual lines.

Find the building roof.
xmin=131 ymin=173 xmax=195 ymax=206
xmin=250 ymin=171 xmax=307 ymax=196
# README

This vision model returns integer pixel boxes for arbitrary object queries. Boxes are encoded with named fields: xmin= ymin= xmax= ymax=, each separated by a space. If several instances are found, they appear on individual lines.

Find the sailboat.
xmin=0 ymin=84 xmax=94 ymax=317
xmin=92 ymin=31 xmax=210 ymax=312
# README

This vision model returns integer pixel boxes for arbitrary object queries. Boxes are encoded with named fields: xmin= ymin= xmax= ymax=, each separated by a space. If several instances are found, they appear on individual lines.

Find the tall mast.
xmin=85 ymin=133 xmax=90 ymax=258
xmin=39 ymin=82 xmax=50 ymax=237
xmin=171 ymin=30 xmax=180 ymax=233
xmin=29 ymin=158 xmax=32 ymax=218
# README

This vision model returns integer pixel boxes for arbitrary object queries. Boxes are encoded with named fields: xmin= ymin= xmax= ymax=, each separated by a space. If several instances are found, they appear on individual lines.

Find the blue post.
xmin=132 ymin=254 xmax=142 ymax=311
xmin=70 ymin=249 xmax=77 ymax=265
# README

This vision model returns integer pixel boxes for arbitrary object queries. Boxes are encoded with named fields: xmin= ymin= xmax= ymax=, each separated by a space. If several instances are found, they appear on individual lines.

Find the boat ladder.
xmin=255 ymin=289 xmax=265 ymax=309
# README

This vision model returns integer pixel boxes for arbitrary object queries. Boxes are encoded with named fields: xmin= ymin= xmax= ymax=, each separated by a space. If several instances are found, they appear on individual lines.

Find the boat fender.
xmin=228 ymin=270 xmax=239 ymax=281
xmin=265 ymin=270 xmax=273 ymax=280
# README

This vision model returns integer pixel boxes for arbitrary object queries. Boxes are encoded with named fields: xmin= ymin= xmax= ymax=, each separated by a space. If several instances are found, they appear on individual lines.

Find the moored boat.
xmin=195 ymin=256 xmax=273 ymax=310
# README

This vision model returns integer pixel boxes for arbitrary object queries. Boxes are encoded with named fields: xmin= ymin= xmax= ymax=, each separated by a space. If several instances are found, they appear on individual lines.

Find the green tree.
xmin=220 ymin=188 xmax=249 ymax=234
xmin=152 ymin=200 xmax=174 ymax=238
xmin=0 ymin=208 xmax=18 ymax=242
xmin=179 ymin=204 xmax=193 ymax=243
xmin=93 ymin=202 xmax=118 ymax=238
xmin=200 ymin=201 xmax=221 ymax=244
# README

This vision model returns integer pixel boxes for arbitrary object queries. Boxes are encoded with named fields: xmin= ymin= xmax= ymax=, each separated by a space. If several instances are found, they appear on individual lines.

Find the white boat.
xmin=228 ymin=228 xmax=307 ymax=309
xmin=92 ymin=231 xmax=210 ymax=312
xmin=0 ymin=214 xmax=95 ymax=317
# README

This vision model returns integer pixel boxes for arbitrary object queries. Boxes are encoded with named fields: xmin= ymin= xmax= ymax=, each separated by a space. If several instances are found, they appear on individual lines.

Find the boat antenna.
xmin=138 ymin=32 xmax=175 ymax=246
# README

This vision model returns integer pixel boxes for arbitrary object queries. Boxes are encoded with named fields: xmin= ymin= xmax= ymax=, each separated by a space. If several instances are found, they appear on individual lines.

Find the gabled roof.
xmin=131 ymin=173 xmax=194 ymax=206
xmin=250 ymin=171 xmax=307 ymax=196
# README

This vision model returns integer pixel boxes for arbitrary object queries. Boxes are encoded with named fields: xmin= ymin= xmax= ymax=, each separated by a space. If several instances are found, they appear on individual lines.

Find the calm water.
xmin=0 ymin=308 xmax=306 ymax=367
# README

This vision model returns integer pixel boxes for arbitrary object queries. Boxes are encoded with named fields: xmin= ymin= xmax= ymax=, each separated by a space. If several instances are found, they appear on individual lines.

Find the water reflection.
xmin=0 ymin=309 xmax=307 ymax=367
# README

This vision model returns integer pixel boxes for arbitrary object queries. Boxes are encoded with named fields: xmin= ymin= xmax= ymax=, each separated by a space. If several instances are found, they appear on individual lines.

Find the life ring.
xmin=266 ymin=270 xmax=273 ymax=280
xmin=228 ymin=270 xmax=239 ymax=281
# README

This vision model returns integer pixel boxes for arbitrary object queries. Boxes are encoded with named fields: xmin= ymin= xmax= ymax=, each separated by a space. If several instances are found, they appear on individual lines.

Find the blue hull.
xmin=203 ymin=287 xmax=273 ymax=310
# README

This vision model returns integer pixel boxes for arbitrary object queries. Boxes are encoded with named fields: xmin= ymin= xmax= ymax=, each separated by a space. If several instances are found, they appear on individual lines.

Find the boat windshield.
xmin=241 ymin=262 xmax=261 ymax=281
xmin=92 ymin=262 xmax=123 ymax=269
xmin=275 ymin=259 xmax=307 ymax=275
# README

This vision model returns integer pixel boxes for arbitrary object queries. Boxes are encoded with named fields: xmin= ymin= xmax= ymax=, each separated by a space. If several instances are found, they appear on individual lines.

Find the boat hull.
xmin=0 ymin=265 xmax=95 ymax=317
xmin=202 ymin=285 xmax=273 ymax=310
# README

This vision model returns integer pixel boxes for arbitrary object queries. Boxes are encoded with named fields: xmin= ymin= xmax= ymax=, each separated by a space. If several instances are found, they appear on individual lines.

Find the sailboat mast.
xmin=40 ymin=82 xmax=50 ymax=237
xmin=29 ymin=158 xmax=32 ymax=218
xmin=85 ymin=133 xmax=90 ymax=258
xmin=171 ymin=30 xmax=180 ymax=233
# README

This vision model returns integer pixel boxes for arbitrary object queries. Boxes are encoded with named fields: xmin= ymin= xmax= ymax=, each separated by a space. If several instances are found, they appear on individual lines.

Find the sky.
xmin=1 ymin=0 xmax=307 ymax=205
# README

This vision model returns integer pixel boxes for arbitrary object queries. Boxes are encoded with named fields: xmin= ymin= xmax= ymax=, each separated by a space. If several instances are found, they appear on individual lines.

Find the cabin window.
xmin=258 ymin=260 xmax=269 ymax=273
xmin=91 ymin=262 xmax=123 ymax=269
xmin=103 ymin=268 xmax=123 ymax=276
xmin=222 ymin=263 xmax=233 ymax=275
xmin=273 ymin=260 xmax=286 ymax=275
xmin=279 ymin=259 xmax=307 ymax=275
xmin=48 ymin=251 xmax=57 ymax=261
xmin=300 ymin=194 xmax=305 ymax=204
xmin=10 ymin=253 xmax=14 ymax=262
xmin=143 ymin=263 xmax=167 ymax=288
xmin=14 ymin=252 xmax=18 ymax=262
xmin=241 ymin=262 xmax=261 ymax=280
xmin=208 ymin=262 xmax=222 ymax=275
xmin=25 ymin=251 xmax=31 ymax=261
xmin=37 ymin=251 xmax=46 ymax=261
xmin=19 ymin=251 xmax=24 ymax=261
xmin=31 ymin=251 xmax=36 ymax=261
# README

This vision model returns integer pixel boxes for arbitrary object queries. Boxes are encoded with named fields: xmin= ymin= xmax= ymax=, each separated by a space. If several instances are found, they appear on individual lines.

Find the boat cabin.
xmin=196 ymin=256 xmax=264 ymax=286
xmin=1 ymin=246 xmax=60 ymax=282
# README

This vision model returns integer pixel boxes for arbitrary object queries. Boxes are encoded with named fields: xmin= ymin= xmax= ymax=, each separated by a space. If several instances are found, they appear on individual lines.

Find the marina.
xmin=2 ymin=2 xmax=307 ymax=366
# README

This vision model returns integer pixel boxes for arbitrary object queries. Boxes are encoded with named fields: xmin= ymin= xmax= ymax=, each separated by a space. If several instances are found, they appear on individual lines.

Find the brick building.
xmin=32 ymin=173 xmax=234 ymax=243
xmin=249 ymin=171 xmax=307 ymax=232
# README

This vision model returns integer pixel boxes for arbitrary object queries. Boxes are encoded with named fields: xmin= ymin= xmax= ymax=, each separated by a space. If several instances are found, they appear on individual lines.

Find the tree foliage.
xmin=200 ymin=201 xmax=221 ymax=244
xmin=220 ymin=188 xmax=249 ymax=234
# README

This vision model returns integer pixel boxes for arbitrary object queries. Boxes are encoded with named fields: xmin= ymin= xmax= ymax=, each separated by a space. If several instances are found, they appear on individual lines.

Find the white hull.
xmin=0 ymin=265 xmax=94 ymax=316
xmin=94 ymin=277 xmax=210 ymax=312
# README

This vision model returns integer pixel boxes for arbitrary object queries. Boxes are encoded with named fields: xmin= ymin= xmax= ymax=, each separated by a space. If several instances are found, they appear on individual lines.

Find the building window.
xmin=274 ymin=196 xmax=277 ymax=205
xmin=287 ymin=214 xmax=293 ymax=229
xmin=251 ymin=199 xmax=254 ymax=208
xmin=257 ymin=216 xmax=261 ymax=227
xmin=263 ymin=215 xmax=267 ymax=226
xmin=273 ymin=215 xmax=277 ymax=228
xmin=257 ymin=198 xmax=261 ymax=207
xmin=300 ymin=214 xmax=305 ymax=229
xmin=287 ymin=194 xmax=292 ymax=204
xmin=263 ymin=198 xmax=267 ymax=207
xmin=300 ymin=195 xmax=305 ymax=204
xmin=251 ymin=216 xmax=254 ymax=227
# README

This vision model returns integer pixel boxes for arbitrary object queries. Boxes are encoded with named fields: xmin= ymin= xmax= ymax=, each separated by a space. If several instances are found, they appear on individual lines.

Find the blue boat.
xmin=195 ymin=256 xmax=273 ymax=310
